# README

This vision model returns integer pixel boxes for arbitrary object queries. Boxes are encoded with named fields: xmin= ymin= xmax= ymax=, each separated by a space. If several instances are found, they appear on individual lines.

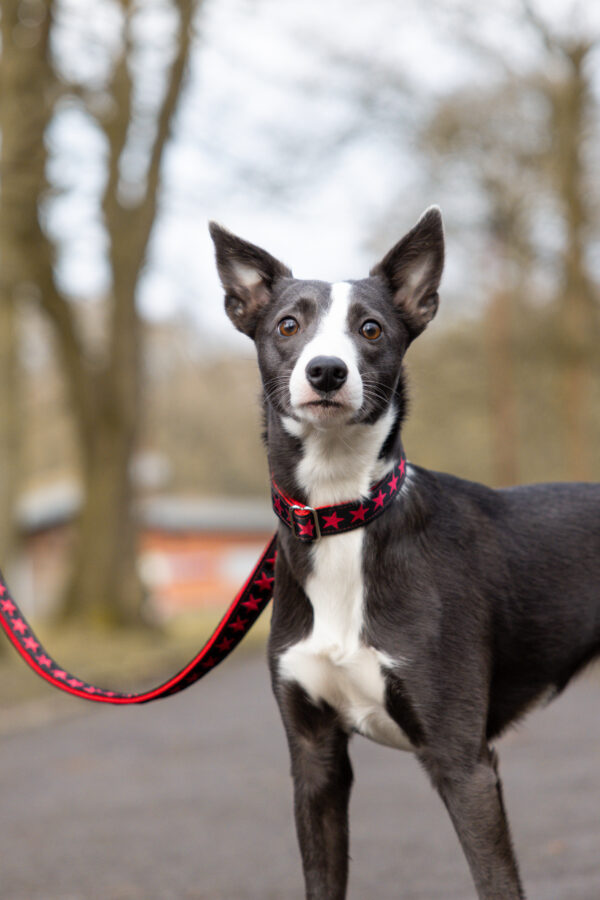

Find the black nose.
xmin=305 ymin=356 xmax=348 ymax=393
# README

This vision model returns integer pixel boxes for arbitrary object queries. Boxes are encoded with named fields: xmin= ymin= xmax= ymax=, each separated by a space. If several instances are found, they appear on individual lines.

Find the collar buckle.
xmin=290 ymin=505 xmax=321 ymax=542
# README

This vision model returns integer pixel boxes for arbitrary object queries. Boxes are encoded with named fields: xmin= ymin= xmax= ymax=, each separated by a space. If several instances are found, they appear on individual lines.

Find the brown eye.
xmin=278 ymin=317 xmax=299 ymax=337
xmin=360 ymin=320 xmax=382 ymax=341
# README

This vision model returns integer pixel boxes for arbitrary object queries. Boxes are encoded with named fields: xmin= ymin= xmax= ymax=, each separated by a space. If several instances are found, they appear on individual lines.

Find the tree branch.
xmin=134 ymin=0 xmax=195 ymax=264
xmin=103 ymin=0 xmax=195 ymax=384
xmin=520 ymin=0 xmax=561 ymax=56
xmin=101 ymin=3 xmax=135 ymax=255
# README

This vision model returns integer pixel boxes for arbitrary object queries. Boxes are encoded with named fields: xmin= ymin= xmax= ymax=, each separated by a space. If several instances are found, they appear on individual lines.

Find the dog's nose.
xmin=305 ymin=356 xmax=348 ymax=393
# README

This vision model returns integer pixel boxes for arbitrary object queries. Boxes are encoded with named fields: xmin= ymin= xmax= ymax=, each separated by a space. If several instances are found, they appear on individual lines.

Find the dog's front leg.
xmin=424 ymin=746 xmax=525 ymax=900
xmin=277 ymin=682 xmax=353 ymax=900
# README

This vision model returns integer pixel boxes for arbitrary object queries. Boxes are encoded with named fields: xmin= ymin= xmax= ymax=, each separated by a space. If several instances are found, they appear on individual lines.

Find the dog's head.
xmin=209 ymin=208 xmax=444 ymax=429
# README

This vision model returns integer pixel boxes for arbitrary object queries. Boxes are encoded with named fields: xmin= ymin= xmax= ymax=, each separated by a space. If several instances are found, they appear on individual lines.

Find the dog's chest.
xmin=279 ymin=530 xmax=412 ymax=751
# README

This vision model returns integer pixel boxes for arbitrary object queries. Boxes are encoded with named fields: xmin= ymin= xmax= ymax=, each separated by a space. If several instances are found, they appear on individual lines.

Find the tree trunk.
xmin=560 ymin=277 xmax=593 ymax=483
xmin=486 ymin=289 xmax=519 ymax=486
xmin=0 ymin=0 xmax=52 ymax=590
xmin=62 ymin=405 xmax=144 ymax=626
xmin=60 ymin=0 xmax=194 ymax=626
xmin=0 ymin=299 xmax=19 ymax=657
xmin=0 ymin=285 xmax=20 ymax=572
xmin=0 ymin=0 xmax=195 ymax=627
xmin=550 ymin=44 xmax=596 ymax=481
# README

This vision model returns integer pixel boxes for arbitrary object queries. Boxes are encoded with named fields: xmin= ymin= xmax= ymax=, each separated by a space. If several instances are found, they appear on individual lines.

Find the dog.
xmin=209 ymin=208 xmax=600 ymax=900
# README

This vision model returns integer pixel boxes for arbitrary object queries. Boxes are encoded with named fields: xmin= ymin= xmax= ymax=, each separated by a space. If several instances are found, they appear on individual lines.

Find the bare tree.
xmin=59 ymin=0 xmax=196 ymax=625
xmin=0 ymin=1 xmax=56 ymax=588
xmin=0 ymin=0 xmax=197 ymax=626
xmin=543 ymin=35 xmax=599 ymax=480
xmin=421 ymin=1 xmax=599 ymax=482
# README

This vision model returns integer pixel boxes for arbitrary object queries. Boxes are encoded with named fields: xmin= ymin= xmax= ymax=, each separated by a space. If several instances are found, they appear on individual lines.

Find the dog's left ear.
xmin=209 ymin=222 xmax=292 ymax=338
xmin=370 ymin=206 xmax=444 ymax=339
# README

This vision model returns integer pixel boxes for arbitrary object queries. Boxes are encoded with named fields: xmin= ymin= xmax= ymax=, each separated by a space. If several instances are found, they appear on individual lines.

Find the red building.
xmin=15 ymin=483 xmax=274 ymax=620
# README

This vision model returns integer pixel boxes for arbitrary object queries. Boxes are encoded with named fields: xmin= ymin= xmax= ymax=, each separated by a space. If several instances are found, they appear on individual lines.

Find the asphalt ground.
xmin=1 ymin=651 xmax=599 ymax=900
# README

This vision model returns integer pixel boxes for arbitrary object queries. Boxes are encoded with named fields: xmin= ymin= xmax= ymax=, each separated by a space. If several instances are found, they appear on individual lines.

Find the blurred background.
xmin=1 ymin=4 xmax=600 ymax=899
xmin=0 ymin=0 xmax=599 ymax=674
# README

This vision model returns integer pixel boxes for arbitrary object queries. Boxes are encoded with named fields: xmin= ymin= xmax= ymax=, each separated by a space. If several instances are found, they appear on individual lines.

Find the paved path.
xmin=1 ymin=652 xmax=599 ymax=900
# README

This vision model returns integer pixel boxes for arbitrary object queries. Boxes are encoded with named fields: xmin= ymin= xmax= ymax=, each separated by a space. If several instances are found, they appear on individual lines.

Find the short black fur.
xmin=210 ymin=209 xmax=600 ymax=900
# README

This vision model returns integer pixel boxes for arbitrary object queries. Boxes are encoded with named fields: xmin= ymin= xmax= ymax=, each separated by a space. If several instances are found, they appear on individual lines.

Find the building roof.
xmin=17 ymin=481 xmax=275 ymax=535
xmin=139 ymin=495 xmax=275 ymax=533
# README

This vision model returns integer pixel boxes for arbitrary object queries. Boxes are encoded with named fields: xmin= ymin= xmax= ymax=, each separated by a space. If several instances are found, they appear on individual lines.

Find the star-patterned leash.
xmin=0 ymin=537 xmax=277 ymax=705
xmin=0 ymin=455 xmax=406 ymax=704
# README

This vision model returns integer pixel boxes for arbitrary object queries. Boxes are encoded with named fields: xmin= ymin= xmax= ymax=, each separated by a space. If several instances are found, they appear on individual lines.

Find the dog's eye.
xmin=360 ymin=320 xmax=382 ymax=341
xmin=278 ymin=317 xmax=299 ymax=337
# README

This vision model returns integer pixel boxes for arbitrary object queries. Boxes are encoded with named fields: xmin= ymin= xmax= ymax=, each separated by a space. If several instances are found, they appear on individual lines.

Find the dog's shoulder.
xmin=402 ymin=464 xmax=506 ymax=525
xmin=404 ymin=467 xmax=600 ymax=579
xmin=407 ymin=465 xmax=599 ymax=521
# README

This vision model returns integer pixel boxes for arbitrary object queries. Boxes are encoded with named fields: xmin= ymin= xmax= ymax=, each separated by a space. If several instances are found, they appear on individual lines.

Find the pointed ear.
xmin=370 ymin=206 xmax=444 ymax=339
xmin=209 ymin=222 xmax=292 ymax=338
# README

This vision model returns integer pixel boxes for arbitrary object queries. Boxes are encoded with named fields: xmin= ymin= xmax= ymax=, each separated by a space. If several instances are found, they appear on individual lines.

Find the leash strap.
xmin=271 ymin=455 xmax=406 ymax=542
xmin=0 ymin=536 xmax=277 ymax=704
xmin=0 ymin=457 xmax=407 ymax=703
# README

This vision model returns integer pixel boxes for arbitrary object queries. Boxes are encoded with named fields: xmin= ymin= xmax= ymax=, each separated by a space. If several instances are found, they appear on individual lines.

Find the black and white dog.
xmin=209 ymin=208 xmax=600 ymax=900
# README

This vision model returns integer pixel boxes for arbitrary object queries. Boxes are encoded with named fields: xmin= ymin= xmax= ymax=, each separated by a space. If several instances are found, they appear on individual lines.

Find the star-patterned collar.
xmin=271 ymin=455 xmax=407 ymax=543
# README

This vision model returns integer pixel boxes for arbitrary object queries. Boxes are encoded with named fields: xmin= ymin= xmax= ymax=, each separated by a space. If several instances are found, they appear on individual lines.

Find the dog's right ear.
xmin=209 ymin=222 xmax=292 ymax=338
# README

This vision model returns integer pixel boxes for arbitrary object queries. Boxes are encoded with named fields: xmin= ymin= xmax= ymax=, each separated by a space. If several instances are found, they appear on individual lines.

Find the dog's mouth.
xmin=290 ymin=381 xmax=361 ymax=425
xmin=305 ymin=399 xmax=343 ymax=409
xmin=295 ymin=397 xmax=357 ymax=425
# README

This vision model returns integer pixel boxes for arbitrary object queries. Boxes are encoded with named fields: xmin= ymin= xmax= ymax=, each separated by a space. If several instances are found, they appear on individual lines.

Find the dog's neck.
xmin=265 ymin=402 xmax=404 ymax=509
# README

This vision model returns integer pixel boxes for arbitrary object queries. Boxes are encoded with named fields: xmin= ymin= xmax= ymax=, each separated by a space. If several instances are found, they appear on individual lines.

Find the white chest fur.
xmin=278 ymin=369 xmax=413 ymax=751
xmin=279 ymin=529 xmax=413 ymax=751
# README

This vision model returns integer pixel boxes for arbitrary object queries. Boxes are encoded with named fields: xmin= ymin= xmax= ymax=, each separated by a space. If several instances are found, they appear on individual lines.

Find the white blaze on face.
xmin=288 ymin=282 xmax=363 ymax=421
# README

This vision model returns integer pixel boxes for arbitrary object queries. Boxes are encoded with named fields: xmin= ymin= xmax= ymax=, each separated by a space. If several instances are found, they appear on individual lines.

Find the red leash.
xmin=0 ymin=455 xmax=405 ymax=704
xmin=0 ymin=537 xmax=276 ymax=704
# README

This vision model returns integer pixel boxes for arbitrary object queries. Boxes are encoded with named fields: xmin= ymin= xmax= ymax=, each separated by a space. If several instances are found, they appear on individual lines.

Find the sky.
xmin=46 ymin=0 xmax=600 ymax=351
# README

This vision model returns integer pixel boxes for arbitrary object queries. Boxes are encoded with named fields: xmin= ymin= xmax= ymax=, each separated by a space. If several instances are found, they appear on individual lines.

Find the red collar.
xmin=271 ymin=454 xmax=407 ymax=542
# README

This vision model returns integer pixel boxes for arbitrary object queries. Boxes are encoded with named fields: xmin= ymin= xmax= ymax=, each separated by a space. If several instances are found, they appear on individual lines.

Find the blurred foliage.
xmin=19 ymin=304 xmax=600 ymax=502
xmin=415 ymin=3 xmax=599 ymax=484
xmin=406 ymin=309 xmax=600 ymax=486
